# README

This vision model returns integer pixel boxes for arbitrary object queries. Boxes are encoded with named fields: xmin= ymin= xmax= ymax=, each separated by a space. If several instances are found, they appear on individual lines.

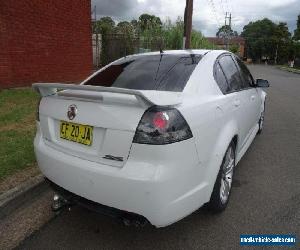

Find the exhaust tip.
xmin=121 ymin=215 xmax=149 ymax=227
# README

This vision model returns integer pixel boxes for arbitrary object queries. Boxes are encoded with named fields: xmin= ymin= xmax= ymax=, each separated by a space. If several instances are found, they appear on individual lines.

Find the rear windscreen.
xmin=84 ymin=54 xmax=202 ymax=92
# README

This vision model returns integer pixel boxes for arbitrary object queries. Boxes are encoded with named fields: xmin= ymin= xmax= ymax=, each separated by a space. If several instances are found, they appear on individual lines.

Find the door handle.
xmin=251 ymin=95 xmax=255 ymax=101
xmin=234 ymin=99 xmax=240 ymax=107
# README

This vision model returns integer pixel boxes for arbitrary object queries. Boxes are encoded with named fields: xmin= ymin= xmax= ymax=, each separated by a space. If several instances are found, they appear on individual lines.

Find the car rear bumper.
xmin=34 ymin=125 xmax=210 ymax=227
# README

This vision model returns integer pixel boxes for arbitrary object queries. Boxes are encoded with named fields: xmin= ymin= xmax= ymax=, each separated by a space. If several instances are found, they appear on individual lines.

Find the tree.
xmin=138 ymin=14 xmax=162 ymax=32
xmin=287 ymin=15 xmax=300 ymax=65
xmin=93 ymin=13 xmax=214 ymax=65
xmin=216 ymin=25 xmax=238 ymax=37
xmin=241 ymin=19 xmax=293 ymax=63
xmin=163 ymin=17 xmax=213 ymax=50
xmin=138 ymin=14 xmax=163 ymax=50
xmin=115 ymin=21 xmax=136 ymax=57
xmin=93 ymin=16 xmax=115 ymax=34
xmin=130 ymin=19 xmax=139 ymax=32
xmin=229 ymin=44 xmax=239 ymax=54
xmin=116 ymin=21 xmax=135 ymax=37
xmin=241 ymin=18 xmax=287 ymax=62
xmin=116 ymin=21 xmax=132 ymax=30
xmin=191 ymin=29 xmax=214 ymax=49
xmin=163 ymin=17 xmax=184 ymax=49
xmin=92 ymin=17 xmax=116 ymax=66
xmin=293 ymin=14 xmax=300 ymax=41
xmin=273 ymin=22 xmax=291 ymax=63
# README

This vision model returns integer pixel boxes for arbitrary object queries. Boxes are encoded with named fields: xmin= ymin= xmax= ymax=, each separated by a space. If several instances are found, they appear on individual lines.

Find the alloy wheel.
xmin=220 ymin=146 xmax=235 ymax=204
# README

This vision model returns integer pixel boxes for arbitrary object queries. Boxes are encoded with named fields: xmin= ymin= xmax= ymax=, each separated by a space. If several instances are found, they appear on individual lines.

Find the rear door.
xmin=218 ymin=55 xmax=249 ymax=148
xmin=234 ymin=57 xmax=261 ymax=133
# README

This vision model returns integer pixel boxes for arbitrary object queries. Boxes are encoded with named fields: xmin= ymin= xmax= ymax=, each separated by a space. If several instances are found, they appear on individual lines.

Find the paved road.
xmin=18 ymin=65 xmax=300 ymax=249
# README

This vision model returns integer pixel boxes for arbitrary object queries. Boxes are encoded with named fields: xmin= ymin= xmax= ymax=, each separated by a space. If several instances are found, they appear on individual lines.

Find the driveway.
xmin=17 ymin=65 xmax=300 ymax=250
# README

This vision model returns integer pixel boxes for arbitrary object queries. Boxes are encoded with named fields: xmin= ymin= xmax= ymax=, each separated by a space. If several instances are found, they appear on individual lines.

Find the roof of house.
xmin=206 ymin=37 xmax=245 ymax=45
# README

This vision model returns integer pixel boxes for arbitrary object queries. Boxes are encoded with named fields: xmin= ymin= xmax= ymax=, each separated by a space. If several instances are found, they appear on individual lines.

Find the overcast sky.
xmin=91 ymin=0 xmax=300 ymax=36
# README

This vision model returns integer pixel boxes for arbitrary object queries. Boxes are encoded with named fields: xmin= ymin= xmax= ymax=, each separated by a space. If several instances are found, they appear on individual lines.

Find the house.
xmin=206 ymin=37 xmax=246 ymax=58
xmin=0 ymin=0 xmax=92 ymax=88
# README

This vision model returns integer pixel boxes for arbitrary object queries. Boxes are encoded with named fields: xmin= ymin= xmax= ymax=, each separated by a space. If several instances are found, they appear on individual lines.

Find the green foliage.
xmin=293 ymin=15 xmax=300 ymax=41
xmin=139 ymin=13 xmax=162 ymax=32
xmin=241 ymin=18 xmax=291 ymax=63
xmin=140 ymin=15 xmax=164 ymax=50
xmin=295 ymin=42 xmax=300 ymax=57
xmin=162 ymin=17 xmax=184 ymax=49
xmin=116 ymin=21 xmax=135 ymax=35
xmin=274 ymin=22 xmax=291 ymax=63
xmin=191 ymin=29 xmax=214 ymax=49
xmin=141 ymin=16 xmax=213 ymax=50
xmin=288 ymin=40 xmax=300 ymax=59
xmin=131 ymin=19 xmax=139 ymax=28
xmin=94 ymin=14 xmax=214 ymax=65
xmin=216 ymin=25 xmax=238 ymax=37
xmin=229 ymin=44 xmax=239 ymax=54
xmin=93 ymin=16 xmax=115 ymax=34
xmin=93 ymin=17 xmax=116 ymax=65
xmin=115 ymin=21 xmax=137 ymax=56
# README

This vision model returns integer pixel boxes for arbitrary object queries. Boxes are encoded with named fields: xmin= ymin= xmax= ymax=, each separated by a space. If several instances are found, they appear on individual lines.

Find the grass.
xmin=278 ymin=65 xmax=300 ymax=74
xmin=0 ymin=88 xmax=39 ymax=180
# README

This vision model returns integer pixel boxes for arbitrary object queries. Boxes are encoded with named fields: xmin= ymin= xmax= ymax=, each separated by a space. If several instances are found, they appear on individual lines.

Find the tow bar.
xmin=51 ymin=193 xmax=72 ymax=213
xmin=48 ymin=179 xmax=149 ymax=227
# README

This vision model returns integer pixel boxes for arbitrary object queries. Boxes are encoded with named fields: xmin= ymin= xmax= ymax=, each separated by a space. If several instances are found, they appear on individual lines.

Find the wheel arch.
xmin=213 ymin=120 xmax=239 ymax=165
xmin=203 ymin=120 xmax=239 ymax=201
xmin=260 ymin=90 xmax=267 ymax=113
xmin=232 ymin=134 xmax=238 ymax=156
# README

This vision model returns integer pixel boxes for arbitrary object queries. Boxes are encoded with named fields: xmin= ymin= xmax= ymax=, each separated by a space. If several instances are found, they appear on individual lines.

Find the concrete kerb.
xmin=0 ymin=174 xmax=49 ymax=219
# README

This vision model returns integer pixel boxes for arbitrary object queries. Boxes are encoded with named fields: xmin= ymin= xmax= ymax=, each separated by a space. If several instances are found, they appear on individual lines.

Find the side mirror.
xmin=256 ymin=79 xmax=270 ymax=88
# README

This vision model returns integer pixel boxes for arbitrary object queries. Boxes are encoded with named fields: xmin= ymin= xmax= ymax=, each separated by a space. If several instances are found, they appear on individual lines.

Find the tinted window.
xmin=235 ymin=57 xmax=254 ymax=88
xmin=219 ymin=55 xmax=242 ymax=91
xmin=84 ymin=54 xmax=202 ymax=92
xmin=215 ymin=62 xmax=230 ymax=93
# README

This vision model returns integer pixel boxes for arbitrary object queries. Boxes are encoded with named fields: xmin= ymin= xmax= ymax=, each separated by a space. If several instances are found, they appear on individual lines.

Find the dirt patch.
xmin=0 ymin=165 xmax=40 ymax=195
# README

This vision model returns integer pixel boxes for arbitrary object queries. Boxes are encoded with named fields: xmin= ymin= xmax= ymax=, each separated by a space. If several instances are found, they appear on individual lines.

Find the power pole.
xmin=224 ymin=12 xmax=232 ymax=50
xmin=183 ymin=0 xmax=193 ymax=49
xmin=91 ymin=5 xmax=97 ymax=33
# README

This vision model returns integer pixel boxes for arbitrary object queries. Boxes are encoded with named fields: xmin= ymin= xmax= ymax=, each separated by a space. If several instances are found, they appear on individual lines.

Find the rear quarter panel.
xmin=179 ymin=51 xmax=240 ymax=201
xmin=179 ymin=93 xmax=239 ymax=202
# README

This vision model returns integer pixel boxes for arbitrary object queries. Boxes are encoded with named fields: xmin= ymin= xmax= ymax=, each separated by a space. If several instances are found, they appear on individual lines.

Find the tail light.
xmin=133 ymin=106 xmax=193 ymax=145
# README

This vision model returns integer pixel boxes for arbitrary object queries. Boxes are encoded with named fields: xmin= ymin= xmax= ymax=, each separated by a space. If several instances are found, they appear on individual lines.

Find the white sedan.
xmin=33 ymin=50 xmax=269 ymax=227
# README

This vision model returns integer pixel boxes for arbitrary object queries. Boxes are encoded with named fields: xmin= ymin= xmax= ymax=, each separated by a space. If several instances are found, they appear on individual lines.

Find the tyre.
xmin=258 ymin=102 xmax=265 ymax=134
xmin=208 ymin=142 xmax=235 ymax=212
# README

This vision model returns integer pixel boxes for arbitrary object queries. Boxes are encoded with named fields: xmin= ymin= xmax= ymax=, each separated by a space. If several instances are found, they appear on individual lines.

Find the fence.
xmin=92 ymin=33 xmax=165 ymax=69
xmin=92 ymin=34 xmax=101 ymax=68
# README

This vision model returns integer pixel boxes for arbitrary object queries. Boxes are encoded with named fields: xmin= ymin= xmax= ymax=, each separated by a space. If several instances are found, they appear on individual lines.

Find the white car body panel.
xmin=34 ymin=83 xmax=184 ymax=107
xmin=33 ymin=50 xmax=267 ymax=227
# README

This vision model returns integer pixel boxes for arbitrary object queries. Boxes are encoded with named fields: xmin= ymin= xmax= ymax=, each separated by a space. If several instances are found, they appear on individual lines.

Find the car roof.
xmin=121 ymin=49 xmax=229 ymax=60
xmin=139 ymin=49 xmax=210 ymax=56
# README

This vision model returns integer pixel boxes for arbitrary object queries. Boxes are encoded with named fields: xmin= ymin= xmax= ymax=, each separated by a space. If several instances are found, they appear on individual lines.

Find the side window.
xmin=218 ymin=55 xmax=242 ymax=92
xmin=214 ymin=62 xmax=230 ymax=94
xmin=235 ymin=57 xmax=254 ymax=88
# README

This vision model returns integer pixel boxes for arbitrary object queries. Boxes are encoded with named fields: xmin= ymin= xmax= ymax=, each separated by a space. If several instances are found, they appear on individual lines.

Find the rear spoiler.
xmin=32 ymin=83 xmax=182 ymax=106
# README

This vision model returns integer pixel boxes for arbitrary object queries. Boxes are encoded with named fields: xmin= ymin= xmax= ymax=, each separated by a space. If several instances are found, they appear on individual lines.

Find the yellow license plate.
xmin=60 ymin=121 xmax=93 ymax=146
